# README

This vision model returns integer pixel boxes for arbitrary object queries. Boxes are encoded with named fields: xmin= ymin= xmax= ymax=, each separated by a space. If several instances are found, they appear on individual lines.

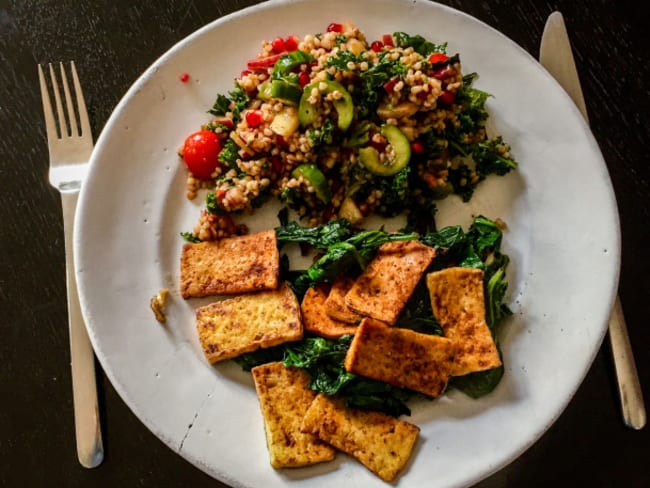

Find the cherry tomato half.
xmin=182 ymin=130 xmax=222 ymax=179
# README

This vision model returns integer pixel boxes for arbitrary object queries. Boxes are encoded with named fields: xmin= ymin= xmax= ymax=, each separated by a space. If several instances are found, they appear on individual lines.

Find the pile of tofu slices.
xmin=180 ymin=228 xmax=500 ymax=481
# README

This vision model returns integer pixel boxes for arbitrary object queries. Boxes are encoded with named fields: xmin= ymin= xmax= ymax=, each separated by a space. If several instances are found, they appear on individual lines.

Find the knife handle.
xmin=608 ymin=295 xmax=646 ymax=429
xmin=61 ymin=191 xmax=105 ymax=467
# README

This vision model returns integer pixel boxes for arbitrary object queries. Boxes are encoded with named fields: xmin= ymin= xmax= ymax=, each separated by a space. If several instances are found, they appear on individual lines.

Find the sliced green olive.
xmin=292 ymin=164 xmax=331 ymax=203
xmin=298 ymin=80 xmax=354 ymax=131
xmin=359 ymin=125 xmax=411 ymax=176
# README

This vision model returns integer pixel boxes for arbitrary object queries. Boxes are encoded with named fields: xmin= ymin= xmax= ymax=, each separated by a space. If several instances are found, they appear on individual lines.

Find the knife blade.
xmin=540 ymin=11 xmax=646 ymax=430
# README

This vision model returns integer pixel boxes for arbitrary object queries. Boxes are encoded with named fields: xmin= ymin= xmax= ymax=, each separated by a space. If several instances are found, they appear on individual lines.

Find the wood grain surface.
xmin=0 ymin=1 xmax=648 ymax=486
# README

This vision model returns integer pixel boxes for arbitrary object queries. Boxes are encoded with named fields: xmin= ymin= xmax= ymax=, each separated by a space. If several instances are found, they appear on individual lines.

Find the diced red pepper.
xmin=284 ymin=35 xmax=300 ymax=52
xmin=216 ymin=189 xmax=227 ymax=199
xmin=411 ymin=141 xmax=424 ymax=154
xmin=423 ymin=172 xmax=438 ymax=187
xmin=270 ymin=156 xmax=283 ymax=172
xmin=299 ymin=71 xmax=311 ymax=88
xmin=240 ymin=69 xmax=251 ymax=78
xmin=370 ymin=136 xmax=387 ymax=152
xmin=271 ymin=37 xmax=285 ymax=53
xmin=383 ymin=77 xmax=399 ymax=94
xmin=371 ymin=41 xmax=384 ymax=53
xmin=212 ymin=117 xmax=234 ymax=130
xmin=327 ymin=23 xmax=343 ymax=33
xmin=428 ymin=52 xmax=449 ymax=64
xmin=323 ymin=205 xmax=337 ymax=221
xmin=276 ymin=135 xmax=289 ymax=148
xmin=431 ymin=65 xmax=455 ymax=80
xmin=246 ymin=52 xmax=285 ymax=70
xmin=245 ymin=109 xmax=264 ymax=128
xmin=381 ymin=34 xmax=394 ymax=46
xmin=438 ymin=91 xmax=455 ymax=106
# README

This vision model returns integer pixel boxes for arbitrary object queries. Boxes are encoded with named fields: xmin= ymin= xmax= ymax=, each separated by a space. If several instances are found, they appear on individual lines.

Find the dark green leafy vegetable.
xmin=395 ymin=280 xmax=443 ymax=335
xmin=275 ymin=218 xmax=353 ymax=249
xmin=393 ymin=32 xmax=447 ymax=56
xmin=208 ymin=83 xmax=250 ymax=122
xmin=307 ymin=119 xmax=336 ymax=148
xmin=326 ymin=50 xmax=406 ymax=120
xmin=472 ymin=137 xmax=518 ymax=177
xmin=422 ymin=216 xmax=512 ymax=397
xmin=233 ymin=346 xmax=285 ymax=371
xmin=205 ymin=192 xmax=221 ymax=215
xmin=180 ymin=231 xmax=201 ymax=243
xmin=283 ymin=335 xmax=412 ymax=416
xmin=282 ymin=221 xmax=419 ymax=295
xmin=376 ymin=166 xmax=411 ymax=217
xmin=217 ymin=139 xmax=240 ymax=169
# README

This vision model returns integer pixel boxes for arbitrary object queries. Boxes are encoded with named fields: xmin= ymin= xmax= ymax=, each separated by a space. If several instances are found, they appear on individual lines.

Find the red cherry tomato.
xmin=438 ymin=91 xmax=455 ymax=106
xmin=182 ymin=130 xmax=222 ymax=179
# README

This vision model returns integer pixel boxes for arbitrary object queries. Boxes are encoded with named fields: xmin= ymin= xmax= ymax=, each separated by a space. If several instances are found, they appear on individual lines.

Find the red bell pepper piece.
xmin=428 ymin=52 xmax=449 ymax=64
xmin=246 ymin=52 xmax=286 ymax=70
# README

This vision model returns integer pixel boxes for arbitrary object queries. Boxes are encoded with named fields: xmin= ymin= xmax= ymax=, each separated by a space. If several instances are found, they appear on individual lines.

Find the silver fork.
xmin=38 ymin=62 xmax=104 ymax=468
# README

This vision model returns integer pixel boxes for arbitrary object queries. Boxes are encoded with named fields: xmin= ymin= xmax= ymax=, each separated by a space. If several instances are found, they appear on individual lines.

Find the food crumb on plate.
xmin=150 ymin=288 xmax=169 ymax=323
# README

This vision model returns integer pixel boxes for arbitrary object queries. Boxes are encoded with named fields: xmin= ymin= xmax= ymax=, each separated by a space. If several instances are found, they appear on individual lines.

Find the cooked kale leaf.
xmin=208 ymin=83 xmax=250 ymax=122
xmin=283 ymin=335 xmax=412 ymax=416
xmin=392 ymin=32 xmax=447 ymax=56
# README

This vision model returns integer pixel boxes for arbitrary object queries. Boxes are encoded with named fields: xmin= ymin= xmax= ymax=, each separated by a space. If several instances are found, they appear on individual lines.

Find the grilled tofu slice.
xmin=180 ymin=230 xmax=279 ymax=298
xmin=301 ymin=394 xmax=419 ymax=482
xmin=195 ymin=282 xmax=302 ymax=363
xmin=252 ymin=362 xmax=336 ymax=468
xmin=344 ymin=240 xmax=436 ymax=325
xmin=344 ymin=318 xmax=456 ymax=397
xmin=426 ymin=267 xmax=501 ymax=376
xmin=324 ymin=275 xmax=363 ymax=324
xmin=301 ymin=285 xmax=358 ymax=339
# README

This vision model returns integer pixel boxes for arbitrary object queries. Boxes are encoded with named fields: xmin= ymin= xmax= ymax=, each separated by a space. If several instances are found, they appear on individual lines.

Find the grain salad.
xmin=178 ymin=21 xmax=517 ymax=242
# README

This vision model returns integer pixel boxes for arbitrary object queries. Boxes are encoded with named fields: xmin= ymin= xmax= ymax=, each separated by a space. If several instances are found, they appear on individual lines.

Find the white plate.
xmin=74 ymin=0 xmax=620 ymax=486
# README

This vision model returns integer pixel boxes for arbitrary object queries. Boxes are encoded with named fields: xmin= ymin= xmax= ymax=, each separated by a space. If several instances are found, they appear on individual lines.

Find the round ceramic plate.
xmin=74 ymin=0 xmax=620 ymax=486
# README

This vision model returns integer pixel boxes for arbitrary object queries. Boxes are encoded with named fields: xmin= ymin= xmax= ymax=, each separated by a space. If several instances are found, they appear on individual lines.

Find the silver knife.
xmin=540 ymin=11 xmax=646 ymax=430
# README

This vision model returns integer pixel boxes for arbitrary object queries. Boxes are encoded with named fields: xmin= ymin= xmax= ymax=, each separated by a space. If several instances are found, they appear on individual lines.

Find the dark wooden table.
xmin=1 ymin=1 xmax=648 ymax=486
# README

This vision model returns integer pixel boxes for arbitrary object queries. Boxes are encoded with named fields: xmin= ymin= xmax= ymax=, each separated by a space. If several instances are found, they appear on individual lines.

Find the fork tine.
xmin=48 ymin=63 xmax=67 ymax=138
xmin=69 ymin=61 xmax=91 ymax=138
xmin=38 ymin=64 xmax=59 ymax=142
xmin=59 ymin=63 xmax=79 ymax=137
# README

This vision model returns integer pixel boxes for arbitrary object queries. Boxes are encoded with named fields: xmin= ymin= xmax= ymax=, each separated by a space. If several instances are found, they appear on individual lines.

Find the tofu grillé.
xmin=426 ymin=267 xmax=501 ymax=376
xmin=180 ymin=229 xmax=279 ymax=298
xmin=195 ymin=283 xmax=302 ymax=363
xmin=344 ymin=240 xmax=436 ymax=325
xmin=252 ymin=362 xmax=335 ymax=468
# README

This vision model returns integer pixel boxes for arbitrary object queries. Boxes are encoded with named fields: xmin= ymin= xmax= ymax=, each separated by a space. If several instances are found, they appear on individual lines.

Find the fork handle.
xmin=61 ymin=191 xmax=105 ymax=467
xmin=608 ymin=296 xmax=646 ymax=429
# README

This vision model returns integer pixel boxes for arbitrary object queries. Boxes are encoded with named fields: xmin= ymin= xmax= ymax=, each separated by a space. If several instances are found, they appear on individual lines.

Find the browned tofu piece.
xmin=195 ymin=283 xmax=302 ymax=363
xmin=301 ymin=394 xmax=419 ymax=482
xmin=426 ymin=267 xmax=501 ymax=376
xmin=301 ymin=285 xmax=358 ymax=339
xmin=344 ymin=318 xmax=456 ymax=397
xmin=251 ymin=362 xmax=336 ymax=468
xmin=324 ymin=275 xmax=363 ymax=324
xmin=344 ymin=240 xmax=436 ymax=325
xmin=180 ymin=230 xmax=279 ymax=298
